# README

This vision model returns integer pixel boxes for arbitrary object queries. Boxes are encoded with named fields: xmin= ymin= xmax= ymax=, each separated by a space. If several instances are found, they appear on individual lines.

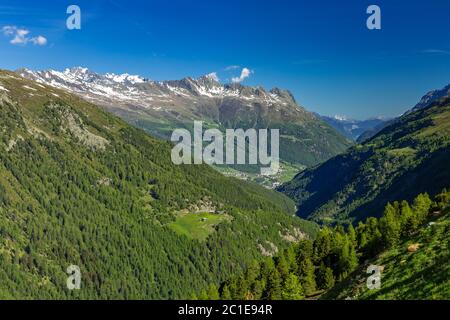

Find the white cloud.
xmin=421 ymin=49 xmax=450 ymax=55
xmin=2 ymin=25 xmax=18 ymax=36
xmin=2 ymin=25 xmax=47 ymax=46
xmin=225 ymin=65 xmax=240 ymax=71
xmin=30 ymin=35 xmax=47 ymax=46
xmin=205 ymin=72 xmax=219 ymax=82
xmin=231 ymin=67 xmax=252 ymax=83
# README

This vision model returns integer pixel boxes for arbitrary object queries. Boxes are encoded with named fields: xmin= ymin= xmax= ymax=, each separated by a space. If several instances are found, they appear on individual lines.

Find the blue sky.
xmin=0 ymin=0 xmax=449 ymax=119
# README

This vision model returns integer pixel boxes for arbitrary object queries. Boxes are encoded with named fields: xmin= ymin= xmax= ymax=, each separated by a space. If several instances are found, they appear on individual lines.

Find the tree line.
xmin=194 ymin=190 xmax=449 ymax=300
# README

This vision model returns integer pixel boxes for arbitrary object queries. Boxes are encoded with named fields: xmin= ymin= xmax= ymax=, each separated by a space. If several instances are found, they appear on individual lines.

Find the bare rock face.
xmin=413 ymin=84 xmax=450 ymax=111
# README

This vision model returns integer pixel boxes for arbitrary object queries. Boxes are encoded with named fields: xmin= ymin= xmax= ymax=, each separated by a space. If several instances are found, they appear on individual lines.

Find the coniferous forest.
xmin=1 ymin=68 xmax=448 ymax=300
xmin=0 ymin=71 xmax=318 ymax=299
xmin=1 ymin=0 xmax=450 ymax=306
xmin=206 ymin=191 xmax=449 ymax=300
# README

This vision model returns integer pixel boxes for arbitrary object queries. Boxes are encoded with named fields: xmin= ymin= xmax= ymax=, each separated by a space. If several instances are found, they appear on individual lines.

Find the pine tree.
xmin=365 ymin=217 xmax=383 ymax=256
xmin=266 ymin=269 xmax=283 ymax=300
xmin=207 ymin=284 xmax=220 ymax=300
xmin=316 ymin=263 xmax=335 ymax=290
xmin=297 ymin=258 xmax=316 ymax=296
xmin=285 ymin=246 xmax=297 ymax=272
xmin=347 ymin=224 xmax=357 ymax=247
xmin=434 ymin=188 xmax=450 ymax=210
xmin=236 ymin=276 xmax=250 ymax=300
xmin=260 ymin=257 xmax=275 ymax=281
xmin=281 ymin=273 xmax=304 ymax=300
xmin=276 ymin=254 xmax=290 ymax=279
xmin=190 ymin=292 xmax=198 ymax=300
xmin=313 ymin=227 xmax=332 ymax=264
xmin=198 ymin=289 xmax=209 ymax=300
xmin=412 ymin=193 xmax=432 ymax=229
xmin=337 ymin=235 xmax=358 ymax=278
xmin=251 ymin=280 xmax=265 ymax=300
xmin=221 ymin=284 xmax=232 ymax=300
xmin=379 ymin=202 xmax=401 ymax=247
xmin=324 ymin=267 xmax=335 ymax=289
xmin=245 ymin=259 xmax=261 ymax=284
xmin=226 ymin=278 xmax=240 ymax=300
xmin=400 ymin=201 xmax=414 ymax=236
xmin=358 ymin=227 xmax=368 ymax=250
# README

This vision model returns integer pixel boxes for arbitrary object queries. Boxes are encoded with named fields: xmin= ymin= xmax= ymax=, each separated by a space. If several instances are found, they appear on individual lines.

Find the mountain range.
xmin=18 ymin=67 xmax=352 ymax=185
xmin=357 ymin=83 xmax=450 ymax=143
xmin=279 ymin=86 xmax=450 ymax=224
xmin=1 ymin=68 xmax=448 ymax=300
xmin=412 ymin=83 xmax=450 ymax=112
xmin=0 ymin=69 xmax=318 ymax=299
xmin=318 ymin=114 xmax=389 ymax=141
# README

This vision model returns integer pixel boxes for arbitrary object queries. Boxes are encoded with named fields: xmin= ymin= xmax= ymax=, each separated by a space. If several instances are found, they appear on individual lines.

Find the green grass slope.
xmin=0 ymin=70 xmax=318 ymax=299
xmin=324 ymin=211 xmax=449 ymax=300
xmin=209 ymin=191 xmax=449 ymax=301
xmin=279 ymin=95 xmax=450 ymax=224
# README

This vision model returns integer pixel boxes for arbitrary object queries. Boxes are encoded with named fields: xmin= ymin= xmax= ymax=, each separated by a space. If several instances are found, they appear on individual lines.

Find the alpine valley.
xmin=0 ymin=69 xmax=318 ymax=299
xmin=18 ymin=67 xmax=352 ymax=187
xmin=0 ymin=68 xmax=449 ymax=301
xmin=318 ymin=114 xmax=389 ymax=141
xmin=279 ymin=85 xmax=450 ymax=225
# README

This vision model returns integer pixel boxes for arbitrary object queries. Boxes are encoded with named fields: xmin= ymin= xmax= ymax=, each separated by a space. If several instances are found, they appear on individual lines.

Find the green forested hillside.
xmin=279 ymin=95 xmax=450 ymax=224
xmin=324 ymin=193 xmax=450 ymax=300
xmin=0 ymin=70 xmax=318 ymax=299
xmin=209 ymin=191 xmax=449 ymax=300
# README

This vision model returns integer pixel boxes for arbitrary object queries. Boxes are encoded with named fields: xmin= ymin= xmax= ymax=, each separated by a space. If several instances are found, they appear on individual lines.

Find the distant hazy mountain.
xmin=356 ymin=119 xmax=395 ymax=143
xmin=18 ymin=67 xmax=352 ymax=177
xmin=279 ymin=87 xmax=450 ymax=225
xmin=318 ymin=114 xmax=388 ymax=141
xmin=357 ymin=83 xmax=450 ymax=143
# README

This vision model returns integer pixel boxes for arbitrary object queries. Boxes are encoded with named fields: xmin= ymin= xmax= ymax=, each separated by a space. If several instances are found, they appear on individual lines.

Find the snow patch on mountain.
xmin=333 ymin=115 xmax=348 ymax=121
xmin=18 ymin=67 xmax=295 ymax=107
xmin=413 ymin=83 xmax=450 ymax=111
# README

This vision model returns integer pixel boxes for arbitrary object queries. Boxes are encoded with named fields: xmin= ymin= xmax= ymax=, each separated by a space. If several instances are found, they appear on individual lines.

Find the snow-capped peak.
xmin=203 ymin=72 xmax=219 ymax=82
xmin=104 ymin=73 xmax=146 ymax=84
xmin=66 ymin=66 xmax=89 ymax=74
xmin=413 ymin=83 xmax=450 ymax=111
xmin=333 ymin=115 xmax=348 ymax=121
xmin=18 ymin=67 xmax=301 ymax=115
